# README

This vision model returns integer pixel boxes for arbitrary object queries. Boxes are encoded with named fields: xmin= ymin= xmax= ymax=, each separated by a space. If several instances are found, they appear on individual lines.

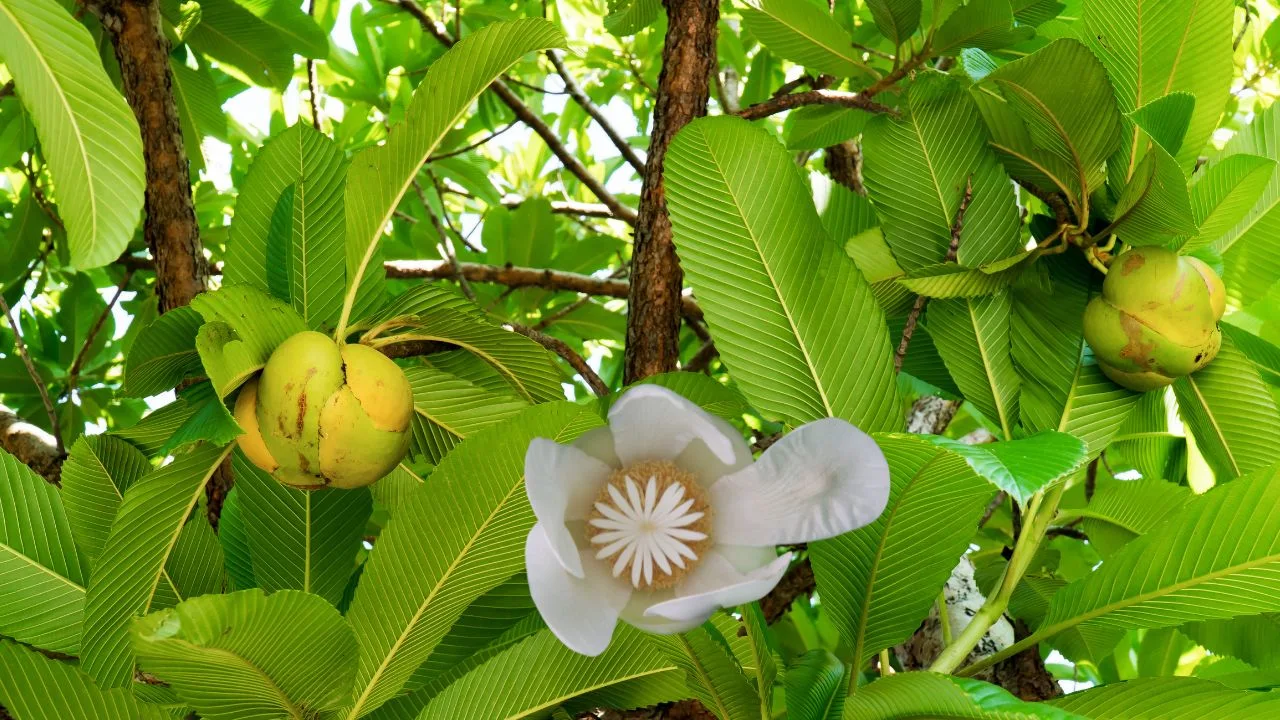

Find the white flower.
xmin=524 ymin=385 xmax=891 ymax=656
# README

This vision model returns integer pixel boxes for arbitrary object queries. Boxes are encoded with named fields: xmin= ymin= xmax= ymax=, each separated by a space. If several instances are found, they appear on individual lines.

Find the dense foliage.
xmin=2 ymin=0 xmax=1280 ymax=717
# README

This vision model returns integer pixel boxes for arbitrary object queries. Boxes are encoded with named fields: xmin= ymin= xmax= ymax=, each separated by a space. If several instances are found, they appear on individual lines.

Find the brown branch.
xmin=0 ymin=297 xmax=61 ymax=454
xmin=1019 ymin=180 xmax=1072 ymax=229
xmin=824 ymin=140 xmax=865 ymax=195
xmin=624 ymin=0 xmax=719 ymax=384
xmin=894 ymin=176 xmax=972 ymax=373
xmin=388 ymin=0 xmax=638 ymax=225
xmin=507 ymin=323 xmax=610 ymax=397
xmin=534 ymin=294 xmax=593 ymax=330
xmin=0 ymin=408 xmax=64 ymax=485
xmin=770 ymin=73 xmax=833 ymax=98
xmin=739 ymin=89 xmax=897 ymax=121
xmin=978 ymin=491 xmax=1007 ymax=528
xmin=682 ymin=340 xmax=718 ymax=374
xmin=65 ymin=270 xmax=133 ymax=398
xmin=547 ymin=50 xmax=646 ymax=174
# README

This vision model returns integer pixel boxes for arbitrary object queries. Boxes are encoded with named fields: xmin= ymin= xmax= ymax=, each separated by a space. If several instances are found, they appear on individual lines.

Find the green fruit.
xmin=234 ymin=331 xmax=413 ymax=490
xmin=1082 ymin=247 xmax=1224 ymax=392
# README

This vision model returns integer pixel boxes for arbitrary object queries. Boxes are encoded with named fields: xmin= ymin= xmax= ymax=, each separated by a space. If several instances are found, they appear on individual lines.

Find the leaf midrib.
xmin=0 ymin=540 xmax=85 ymax=592
xmin=148 ymin=639 xmax=306 ymax=720
xmin=963 ymin=299 xmax=1013 ymax=438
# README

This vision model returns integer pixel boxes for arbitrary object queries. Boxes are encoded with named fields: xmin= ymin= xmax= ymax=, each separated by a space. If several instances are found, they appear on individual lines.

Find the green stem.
xmin=938 ymin=589 xmax=953 ymax=646
xmin=929 ymin=484 xmax=1064 ymax=674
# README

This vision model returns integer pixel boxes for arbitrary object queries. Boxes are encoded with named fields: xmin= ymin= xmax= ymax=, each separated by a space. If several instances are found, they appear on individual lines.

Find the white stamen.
xmin=590 ymin=473 xmax=709 ymax=588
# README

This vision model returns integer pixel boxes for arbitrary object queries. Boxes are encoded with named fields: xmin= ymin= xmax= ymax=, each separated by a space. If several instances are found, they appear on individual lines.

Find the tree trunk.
xmin=623 ymin=0 xmax=719 ymax=384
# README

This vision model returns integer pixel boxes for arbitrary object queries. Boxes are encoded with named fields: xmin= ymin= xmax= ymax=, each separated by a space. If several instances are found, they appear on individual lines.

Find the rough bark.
xmin=87 ymin=0 xmax=208 ymax=313
xmin=0 ymin=408 xmax=63 ymax=485
xmin=623 ymin=0 xmax=719 ymax=384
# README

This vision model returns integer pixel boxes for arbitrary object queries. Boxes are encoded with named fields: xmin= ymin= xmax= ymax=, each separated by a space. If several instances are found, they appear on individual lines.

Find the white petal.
xmin=709 ymin=419 xmax=890 ymax=546
xmin=526 ymin=524 xmax=630 ymax=656
xmin=619 ymin=588 xmax=705 ymax=634
xmin=526 ymin=439 xmax=614 ymax=578
xmin=573 ymin=425 xmax=621 ymax=468
xmin=677 ymin=413 xmax=754 ymax=484
xmin=644 ymin=551 xmax=793 ymax=623
xmin=608 ymin=385 xmax=745 ymax=468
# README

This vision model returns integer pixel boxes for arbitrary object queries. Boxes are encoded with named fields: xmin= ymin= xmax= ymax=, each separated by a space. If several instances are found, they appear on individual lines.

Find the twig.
xmin=428 ymin=121 xmax=516 ymax=161
xmin=1235 ymin=11 xmax=1251 ymax=51
xmin=738 ymin=88 xmax=897 ymax=121
xmin=507 ymin=322 xmax=609 ymax=397
xmin=306 ymin=0 xmax=322 ymax=130
xmin=534 ymin=294 xmax=594 ymax=331
xmin=682 ymin=340 xmax=718 ymax=373
xmin=413 ymin=179 xmax=474 ymax=300
xmin=1045 ymin=526 xmax=1088 ymax=541
xmin=895 ymin=176 xmax=972 ymax=372
xmin=504 ymin=76 xmax=568 ymax=94
xmin=388 ymin=0 xmax=638 ymax=225
xmin=65 ymin=270 xmax=133 ymax=398
xmin=547 ymin=50 xmax=645 ymax=174
xmin=20 ymin=160 xmax=64 ymax=230
xmin=851 ymin=41 xmax=895 ymax=61
xmin=0 ymin=295 xmax=61 ymax=453
xmin=978 ymin=491 xmax=1007 ymax=528
xmin=770 ymin=73 xmax=833 ymax=98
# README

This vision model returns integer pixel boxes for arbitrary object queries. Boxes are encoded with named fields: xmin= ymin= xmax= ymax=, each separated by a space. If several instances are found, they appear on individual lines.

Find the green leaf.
xmin=0 ymin=187 xmax=45 ymax=289
xmin=1083 ymin=0 xmax=1235 ymax=174
xmin=133 ymin=589 xmax=357 ymax=719
xmin=1173 ymin=335 xmax=1280 ymax=481
xmin=158 ymin=381 xmax=242 ymax=455
xmin=739 ymin=0 xmax=867 ymax=78
xmin=169 ymin=61 xmax=224 ymax=178
xmin=217 ymin=487 xmax=256 ymax=591
xmin=1183 ymin=614 xmax=1280 ymax=670
xmin=228 ymin=123 xmax=349 ymax=329
xmin=740 ymin=603 xmax=777 ymax=718
xmin=1104 ymin=141 xmax=1198 ymax=247
xmin=0 ymin=0 xmax=145 ymax=270
xmin=341 ymin=18 xmax=566 ymax=332
xmin=415 ymin=627 xmax=680 ymax=719
xmin=342 ymin=402 xmax=602 ymax=718
xmin=80 ymin=442 xmax=234 ymax=689
xmin=236 ymin=0 xmax=329 ymax=59
xmin=1063 ymin=478 xmax=1190 ymax=558
xmin=361 ymin=284 xmax=564 ymax=403
xmin=863 ymin=72 xmax=1023 ymax=271
xmin=865 ymin=0 xmax=920 ymax=48
xmin=1222 ymin=323 xmax=1280 ymax=386
xmin=811 ymin=435 xmax=990 ymax=668
xmin=124 ymin=305 xmax=205 ymax=398
xmin=841 ymin=672 xmax=1074 ymax=718
xmin=635 ymin=372 xmax=751 ymax=423
xmin=897 ymin=260 xmax=1024 ymax=299
xmin=111 ymin=393 xmax=203 ymax=457
xmin=651 ymin=624 xmax=759 ymax=720
xmin=60 ymin=435 xmax=151 ymax=562
xmin=932 ymin=0 xmax=1031 ymax=56
xmin=928 ymin=430 xmax=1087 ymax=505
xmin=160 ymin=0 xmax=294 ymax=89
xmin=404 ymin=363 xmax=530 ymax=465
xmin=266 ymin=184 xmax=296 ymax=304
xmin=1050 ymin=676 xmax=1280 ymax=718
xmin=1021 ymin=463 xmax=1280 ymax=659
xmin=785 ymin=650 xmax=847 ymax=720
xmin=603 ymin=0 xmax=660 ymax=36
xmin=665 ymin=115 xmax=900 ymax=432
xmin=978 ymin=39 xmax=1122 ymax=220
xmin=1106 ymin=390 xmax=1186 ymax=481
xmin=191 ymin=285 xmax=307 ymax=398
xmin=784 ymin=106 xmax=871 ymax=151
xmin=926 ymin=292 xmax=1020 ymax=437
xmin=230 ymin=451 xmax=371 ymax=607
xmin=0 ymin=639 xmax=166 ymax=720
xmin=1128 ymin=92 xmax=1196 ymax=157
xmin=0 ymin=447 xmax=88 ymax=654
xmin=1180 ymin=153 xmax=1276 ymax=254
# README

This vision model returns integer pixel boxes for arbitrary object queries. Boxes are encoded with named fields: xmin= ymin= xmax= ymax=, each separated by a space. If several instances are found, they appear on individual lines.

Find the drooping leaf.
xmin=0 ymin=0 xmax=145 ymax=270
xmin=739 ymin=0 xmax=868 ymax=78
xmin=926 ymin=292 xmax=1020 ymax=437
xmin=190 ymin=285 xmax=307 ymax=398
xmin=123 ymin=305 xmax=205 ymax=398
xmin=811 ymin=435 xmax=991 ymax=668
xmin=863 ymin=72 xmax=1023 ymax=271
xmin=80 ymin=442 xmax=235 ymax=689
xmin=1180 ymin=153 xmax=1276 ymax=254
xmin=1173 ymin=335 xmax=1280 ymax=481
xmin=0 ymin=639 xmax=167 ymax=720
xmin=0 ymin=448 xmax=88 ymax=654
xmin=342 ymin=402 xmax=602 ymax=717
xmin=650 ymin=624 xmax=759 ymax=720
xmin=341 ymin=18 xmax=566 ymax=331
xmin=928 ymin=430 xmax=1087 ymax=505
xmin=231 ymin=451 xmax=372 ymax=607
xmin=665 ymin=115 xmax=900 ymax=432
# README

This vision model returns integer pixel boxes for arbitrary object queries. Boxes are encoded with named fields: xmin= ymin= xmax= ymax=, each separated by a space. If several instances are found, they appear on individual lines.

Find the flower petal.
xmin=526 ymin=438 xmax=613 ymax=578
xmin=526 ymin=523 xmax=630 ymax=656
xmin=619 ymin=588 xmax=704 ymax=634
xmin=607 ymin=385 xmax=749 ymax=473
xmin=573 ymin=426 xmax=621 ymax=468
xmin=709 ymin=418 xmax=890 ymax=546
xmin=643 ymin=550 xmax=793 ymax=624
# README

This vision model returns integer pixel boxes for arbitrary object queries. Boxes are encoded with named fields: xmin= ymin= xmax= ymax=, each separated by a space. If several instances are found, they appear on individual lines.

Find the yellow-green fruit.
xmin=1082 ymin=247 xmax=1225 ymax=392
xmin=237 ymin=331 xmax=413 ymax=489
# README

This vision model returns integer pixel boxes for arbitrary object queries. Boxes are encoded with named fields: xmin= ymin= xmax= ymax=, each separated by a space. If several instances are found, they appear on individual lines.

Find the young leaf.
xmin=1104 ymin=141 xmax=1198 ymax=246
xmin=863 ymin=72 xmax=1023 ymax=270
xmin=123 ymin=305 xmax=204 ymax=398
xmin=929 ymin=430 xmax=1087 ymax=506
xmin=665 ymin=115 xmax=900 ymax=432
xmin=342 ymin=402 xmax=602 ymax=718
xmin=1173 ymin=335 xmax=1280 ymax=480
xmin=231 ymin=450 xmax=372 ymax=607
xmin=0 ymin=448 xmax=88 ymax=654
xmin=1181 ymin=153 xmax=1276 ymax=254
xmin=80 ymin=442 xmax=235 ymax=689
xmin=926 ymin=292 xmax=1021 ymax=437
xmin=0 ymin=639 xmax=166 ymax=720
xmin=739 ymin=0 xmax=869 ymax=78
xmin=190 ymin=285 xmax=307 ymax=398
xmin=784 ymin=650 xmax=847 ymax=720
xmin=1128 ymin=92 xmax=1196 ymax=158
xmin=340 ymin=18 xmax=566 ymax=334
xmin=650 ymin=624 xmax=759 ymax=720
xmin=0 ymin=0 xmax=145 ymax=270
xmin=810 ymin=435 xmax=992 ymax=668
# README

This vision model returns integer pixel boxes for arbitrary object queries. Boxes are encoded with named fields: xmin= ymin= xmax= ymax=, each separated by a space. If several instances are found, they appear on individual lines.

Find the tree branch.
xmin=507 ymin=323 xmax=610 ymax=397
xmin=738 ymin=89 xmax=897 ymax=121
xmin=65 ymin=270 xmax=133 ymax=400
xmin=547 ymin=50 xmax=646 ymax=174
xmin=0 ymin=408 xmax=62 ymax=485
xmin=388 ymin=0 xmax=638 ymax=225
xmin=0 ymin=296 xmax=60 ymax=454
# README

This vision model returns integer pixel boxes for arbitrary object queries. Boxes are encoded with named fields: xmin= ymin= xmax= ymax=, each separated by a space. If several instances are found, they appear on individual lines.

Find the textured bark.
xmin=0 ymin=408 xmax=63 ymax=485
xmin=623 ymin=0 xmax=718 ymax=384
xmin=824 ymin=140 xmax=864 ymax=195
xmin=89 ymin=0 xmax=208 ymax=313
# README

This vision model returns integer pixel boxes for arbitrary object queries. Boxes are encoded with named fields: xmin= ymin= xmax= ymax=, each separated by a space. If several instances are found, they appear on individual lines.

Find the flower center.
xmin=587 ymin=460 xmax=712 ymax=590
